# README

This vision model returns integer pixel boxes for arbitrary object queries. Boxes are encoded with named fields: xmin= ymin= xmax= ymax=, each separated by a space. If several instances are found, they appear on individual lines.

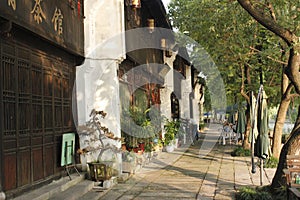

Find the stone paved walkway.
xmin=99 ymin=123 xmax=276 ymax=200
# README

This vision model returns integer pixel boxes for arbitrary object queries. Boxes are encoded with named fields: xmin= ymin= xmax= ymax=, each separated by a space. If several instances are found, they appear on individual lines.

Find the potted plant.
xmin=163 ymin=119 xmax=179 ymax=152
xmin=199 ymin=123 xmax=205 ymax=132
xmin=78 ymin=109 xmax=121 ymax=181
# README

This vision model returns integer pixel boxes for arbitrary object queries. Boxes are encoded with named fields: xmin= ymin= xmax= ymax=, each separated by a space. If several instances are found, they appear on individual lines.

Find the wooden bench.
xmin=284 ymin=155 xmax=300 ymax=199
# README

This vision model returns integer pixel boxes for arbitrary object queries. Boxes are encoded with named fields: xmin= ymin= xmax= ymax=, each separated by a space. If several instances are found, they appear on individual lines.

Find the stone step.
xmin=49 ymin=180 xmax=95 ymax=200
xmin=13 ymin=173 xmax=84 ymax=200
xmin=76 ymin=177 xmax=119 ymax=200
xmin=79 ymin=186 xmax=107 ymax=200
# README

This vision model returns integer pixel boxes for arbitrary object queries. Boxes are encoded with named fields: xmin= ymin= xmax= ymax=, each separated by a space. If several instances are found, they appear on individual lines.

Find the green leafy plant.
xmin=231 ymin=146 xmax=251 ymax=157
xmin=164 ymin=131 xmax=175 ymax=146
xmin=264 ymin=156 xmax=279 ymax=168
xmin=163 ymin=119 xmax=180 ymax=146
xmin=157 ymin=138 xmax=163 ymax=148
xmin=271 ymin=185 xmax=287 ymax=200
xmin=144 ymin=142 xmax=153 ymax=152
xmin=236 ymin=186 xmax=272 ymax=200
xmin=199 ymin=123 xmax=205 ymax=131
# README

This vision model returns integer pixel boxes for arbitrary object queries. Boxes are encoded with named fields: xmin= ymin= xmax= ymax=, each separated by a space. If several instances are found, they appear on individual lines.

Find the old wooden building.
xmin=119 ymin=0 xmax=173 ymax=148
xmin=0 ymin=0 xmax=84 ymax=197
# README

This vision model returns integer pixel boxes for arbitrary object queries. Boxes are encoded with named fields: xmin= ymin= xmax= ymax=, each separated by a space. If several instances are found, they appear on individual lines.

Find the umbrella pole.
xmin=260 ymin=158 xmax=263 ymax=186
xmin=251 ymin=91 xmax=256 ymax=174
xmin=251 ymin=135 xmax=256 ymax=173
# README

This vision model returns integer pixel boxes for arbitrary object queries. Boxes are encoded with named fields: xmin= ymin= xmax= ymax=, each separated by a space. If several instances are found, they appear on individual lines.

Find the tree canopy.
xmin=168 ymin=0 xmax=283 ymax=107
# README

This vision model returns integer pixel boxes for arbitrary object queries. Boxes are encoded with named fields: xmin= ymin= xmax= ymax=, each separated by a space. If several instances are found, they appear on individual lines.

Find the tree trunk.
xmin=240 ymin=63 xmax=251 ymax=150
xmin=271 ymin=105 xmax=300 ymax=190
xmin=243 ymin=105 xmax=251 ymax=149
xmin=272 ymin=98 xmax=290 ymax=159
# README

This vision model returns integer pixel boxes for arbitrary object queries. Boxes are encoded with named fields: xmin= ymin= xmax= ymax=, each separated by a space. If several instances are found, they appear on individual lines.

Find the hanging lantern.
xmin=77 ymin=0 xmax=81 ymax=18
xmin=130 ymin=0 xmax=141 ymax=8
xmin=147 ymin=19 xmax=155 ymax=33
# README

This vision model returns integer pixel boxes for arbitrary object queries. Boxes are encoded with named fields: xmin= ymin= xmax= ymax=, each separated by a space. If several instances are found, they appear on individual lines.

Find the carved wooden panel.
xmin=44 ymin=145 xmax=54 ymax=177
xmin=3 ymin=153 xmax=17 ymax=190
xmin=18 ymin=150 xmax=30 ymax=187
xmin=0 ymin=38 xmax=76 ymax=193
xmin=32 ymin=148 xmax=43 ymax=182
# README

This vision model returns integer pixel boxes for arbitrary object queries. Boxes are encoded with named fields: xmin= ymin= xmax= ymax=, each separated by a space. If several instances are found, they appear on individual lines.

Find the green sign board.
xmin=61 ymin=133 xmax=75 ymax=166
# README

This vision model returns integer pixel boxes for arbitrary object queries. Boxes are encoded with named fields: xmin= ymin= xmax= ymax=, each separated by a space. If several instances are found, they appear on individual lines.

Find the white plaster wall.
xmin=180 ymin=65 xmax=192 ymax=120
xmin=76 ymin=0 xmax=125 ymax=173
xmin=193 ymin=83 xmax=201 ymax=125
xmin=160 ymin=52 xmax=176 ymax=121
xmin=77 ymin=0 xmax=125 ymax=125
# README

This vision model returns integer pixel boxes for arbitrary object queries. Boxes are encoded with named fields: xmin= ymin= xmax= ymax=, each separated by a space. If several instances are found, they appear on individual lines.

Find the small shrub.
xmin=236 ymin=186 xmax=256 ymax=200
xmin=236 ymin=186 xmax=272 ymax=200
xmin=264 ymin=156 xmax=279 ymax=168
xmin=199 ymin=123 xmax=205 ymax=131
xmin=231 ymin=146 xmax=251 ymax=157
xmin=271 ymin=185 xmax=287 ymax=200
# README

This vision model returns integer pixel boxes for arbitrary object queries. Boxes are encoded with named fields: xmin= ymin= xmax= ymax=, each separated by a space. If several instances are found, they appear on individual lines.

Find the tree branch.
xmin=290 ymin=93 xmax=300 ymax=99
xmin=240 ymin=64 xmax=250 ymax=103
xmin=249 ymin=46 xmax=288 ymax=65
xmin=237 ymin=0 xmax=296 ymax=45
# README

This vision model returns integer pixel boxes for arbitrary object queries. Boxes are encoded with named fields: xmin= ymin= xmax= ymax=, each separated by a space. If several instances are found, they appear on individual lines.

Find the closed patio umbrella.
xmin=250 ymin=87 xmax=269 ymax=186
xmin=255 ymin=90 xmax=270 ymax=159
xmin=249 ymin=91 xmax=258 ymax=174
xmin=236 ymin=109 xmax=246 ymax=141
xmin=249 ymin=93 xmax=258 ymax=143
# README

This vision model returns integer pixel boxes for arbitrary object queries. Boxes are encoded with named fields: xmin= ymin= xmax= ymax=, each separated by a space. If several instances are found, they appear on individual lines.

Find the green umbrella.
xmin=255 ymin=90 xmax=270 ymax=159
xmin=250 ymin=91 xmax=258 ymax=174
xmin=249 ymin=93 xmax=258 ymax=143
xmin=236 ymin=110 xmax=246 ymax=140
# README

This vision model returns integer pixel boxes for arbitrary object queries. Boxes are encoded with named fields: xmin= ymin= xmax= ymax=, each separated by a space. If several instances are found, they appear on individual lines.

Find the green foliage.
xmin=168 ymin=0 xmax=282 ymax=107
xmin=199 ymin=123 xmax=206 ymax=131
xmin=271 ymin=185 xmax=287 ymax=200
xmin=236 ymin=186 xmax=272 ymax=200
xmin=144 ymin=142 xmax=153 ymax=152
xmin=231 ymin=146 xmax=251 ymax=157
xmin=203 ymin=85 xmax=212 ymax=111
xmin=120 ymin=106 xmax=164 ymax=148
xmin=129 ymin=106 xmax=148 ymax=126
xmin=264 ymin=156 xmax=279 ymax=168
xmin=163 ymin=119 xmax=180 ymax=145
xmin=157 ymin=138 xmax=163 ymax=147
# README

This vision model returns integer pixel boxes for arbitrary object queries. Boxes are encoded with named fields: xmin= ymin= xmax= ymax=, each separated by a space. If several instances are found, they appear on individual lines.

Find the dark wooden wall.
xmin=0 ymin=38 xmax=75 ymax=194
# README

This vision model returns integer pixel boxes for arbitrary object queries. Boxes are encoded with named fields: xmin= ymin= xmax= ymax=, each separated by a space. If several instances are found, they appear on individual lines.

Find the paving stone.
xmin=98 ymin=124 xmax=276 ymax=200
xmin=118 ymin=195 xmax=136 ymax=200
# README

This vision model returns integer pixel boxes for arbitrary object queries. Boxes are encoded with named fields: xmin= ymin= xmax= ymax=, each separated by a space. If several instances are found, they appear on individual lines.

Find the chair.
xmin=219 ymin=125 xmax=233 ymax=145
xmin=284 ymin=155 xmax=300 ymax=199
